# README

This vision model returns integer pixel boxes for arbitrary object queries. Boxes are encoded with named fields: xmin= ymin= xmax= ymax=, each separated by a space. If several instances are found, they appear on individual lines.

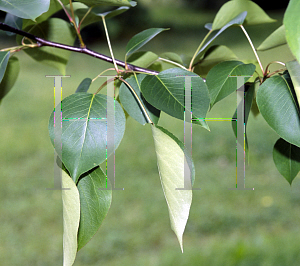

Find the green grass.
xmin=0 ymin=8 xmax=300 ymax=266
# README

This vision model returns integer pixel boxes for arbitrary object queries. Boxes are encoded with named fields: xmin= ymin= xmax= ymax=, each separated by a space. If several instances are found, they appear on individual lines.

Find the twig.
xmin=0 ymin=22 xmax=159 ymax=76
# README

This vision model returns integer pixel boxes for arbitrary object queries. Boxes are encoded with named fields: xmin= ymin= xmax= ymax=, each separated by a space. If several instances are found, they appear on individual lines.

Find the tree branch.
xmin=0 ymin=22 xmax=159 ymax=75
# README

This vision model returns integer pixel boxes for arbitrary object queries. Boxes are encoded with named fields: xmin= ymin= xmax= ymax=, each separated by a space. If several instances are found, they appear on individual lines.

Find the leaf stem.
xmin=101 ymin=16 xmax=119 ymax=74
xmin=240 ymin=25 xmax=264 ymax=75
xmin=189 ymin=30 xmax=212 ymax=71
xmin=92 ymin=68 xmax=116 ymax=83
xmin=94 ymin=77 xmax=115 ymax=94
xmin=78 ymin=6 xmax=93 ymax=31
xmin=158 ymin=57 xmax=187 ymax=70
xmin=119 ymin=76 xmax=153 ymax=124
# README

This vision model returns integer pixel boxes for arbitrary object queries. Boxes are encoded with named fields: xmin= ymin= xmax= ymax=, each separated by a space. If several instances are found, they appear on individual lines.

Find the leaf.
xmin=75 ymin=78 xmax=92 ymax=93
xmin=0 ymin=56 xmax=20 ymax=102
xmin=212 ymin=0 xmax=275 ymax=30
xmin=77 ymin=166 xmax=112 ymax=250
xmin=256 ymin=74 xmax=300 ymax=148
xmin=119 ymin=74 xmax=160 ymax=125
xmin=62 ymin=171 xmax=80 ymax=266
xmin=257 ymin=25 xmax=286 ymax=51
xmin=19 ymin=18 xmax=76 ymax=75
xmin=151 ymin=125 xmax=193 ymax=252
xmin=75 ymin=0 xmax=136 ymax=7
xmin=125 ymin=28 xmax=168 ymax=58
xmin=48 ymin=93 xmax=126 ymax=183
xmin=206 ymin=60 xmax=256 ymax=107
xmin=0 ymin=51 xmax=10 ymax=84
xmin=0 ymin=0 xmax=50 ymax=20
xmin=127 ymin=51 xmax=159 ymax=68
xmin=284 ymin=0 xmax=300 ymax=64
xmin=23 ymin=0 xmax=69 ymax=28
xmin=273 ymin=138 xmax=300 ymax=185
xmin=231 ymin=81 xmax=256 ymax=158
xmin=286 ymin=60 xmax=300 ymax=108
xmin=193 ymin=45 xmax=238 ymax=78
xmin=141 ymin=68 xmax=210 ymax=129
xmin=194 ymin=12 xmax=247 ymax=60
xmin=4 ymin=13 xmax=22 ymax=36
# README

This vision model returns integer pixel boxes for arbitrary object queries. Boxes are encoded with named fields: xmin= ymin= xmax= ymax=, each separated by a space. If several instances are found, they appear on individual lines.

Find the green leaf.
xmin=23 ymin=0 xmax=70 ymax=28
xmin=212 ymin=0 xmax=275 ymax=30
xmin=273 ymin=138 xmax=300 ymax=185
xmin=77 ymin=166 xmax=112 ymax=250
xmin=75 ymin=78 xmax=92 ymax=93
xmin=195 ymin=12 xmax=247 ymax=60
xmin=4 ymin=13 xmax=22 ymax=36
xmin=284 ymin=0 xmax=300 ymax=64
xmin=257 ymin=25 xmax=286 ymax=51
xmin=152 ymin=125 xmax=193 ymax=252
xmin=231 ymin=81 xmax=256 ymax=158
xmin=0 ymin=51 xmax=10 ymax=84
xmin=75 ymin=0 xmax=136 ymax=7
xmin=127 ymin=51 xmax=159 ymax=68
xmin=119 ymin=74 xmax=160 ymax=125
xmin=286 ymin=60 xmax=300 ymax=108
xmin=206 ymin=60 xmax=256 ymax=107
xmin=48 ymin=93 xmax=126 ymax=183
xmin=0 ymin=55 xmax=20 ymax=102
xmin=19 ymin=18 xmax=76 ymax=75
xmin=62 ymin=171 xmax=80 ymax=266
xmin=141 ymin=68 xmax=210 ymax=129
xmin=125 ymin=28 xmax=168 ymax=58
xmin=193 ymin=45 xmax=238 ymax=78
xmin=256 ymin=74 xmax=300 ymax=148
xmin=0 ymin=0 xmax=50 ymax=20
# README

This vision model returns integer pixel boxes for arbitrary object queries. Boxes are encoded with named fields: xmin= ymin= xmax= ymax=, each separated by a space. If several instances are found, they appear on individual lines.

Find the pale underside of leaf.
xmin=62 ymin=171 xmax=80 ymax=266
xmin=152 ymin=125 xmax=192 ymax=252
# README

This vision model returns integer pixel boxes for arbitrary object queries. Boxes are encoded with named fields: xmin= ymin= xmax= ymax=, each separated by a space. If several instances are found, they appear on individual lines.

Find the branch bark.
xmin=0 ymin=22 xmax=159 ymax=75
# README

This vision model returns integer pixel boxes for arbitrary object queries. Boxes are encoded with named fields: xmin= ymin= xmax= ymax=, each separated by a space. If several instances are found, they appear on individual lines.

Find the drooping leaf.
xmin=284 ymin=0 xmax=300 ymax=63
xmin=141 ymin=68 xmax=210 ymax=129
xmin=75 ymin=0 xmax=136 ymax=7
xmin=206 ymin=60 xmax=256 ymax=107
xmin=127 ymin=51 xmax=159 ymax=68
xmin=193 ymin=45 xmax=238 ymax=78
xmin=231 ymin=81 xmax=257 ymax=158
xmin=152 ymin=125 xmax=194 ymax=252
xmin=75 ymin=78 xmax=92 ymax=93
xmin=212 ymin=0 xmax=275 ymax=30
xmin=119 ymin=74 xmax=160 ymax=125
xmin=194 ymin=12 xmax=247 ymax=60
xmin=257 ymin=25 xmax=286 ymax=51
xmin=286 ymin=60 xmax=300 ymax=108
xmin=125 ymin=28 xmax=168 ymax=58
xmin=62 ymin=171 xmax=80 ymax=266
xmin=0 ymin=56 xmax=20 ymax=102
xmin=256 ymin=74 xmax=300 ymax=148
xmin=4 ymin=13 xmax=22 ymax=36
xmin=48 ymin=93 xmax=126 ymax=183
xmin=0 ymin=51 xmax=10 ymax=84
xmin=19 ymin=18 xmax=76 ymax=75
xmin=273 ymin=138 xmax=300 ymax=185
xmin=0 ymin=0 xmax=50 ymax=20
xmin=77 ymin=166 xmax=112 ymax=250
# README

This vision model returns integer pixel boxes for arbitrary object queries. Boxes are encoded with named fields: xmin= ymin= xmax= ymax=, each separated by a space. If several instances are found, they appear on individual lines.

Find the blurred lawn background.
xmin=1 ymin=1 xmax=300 ymax=265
